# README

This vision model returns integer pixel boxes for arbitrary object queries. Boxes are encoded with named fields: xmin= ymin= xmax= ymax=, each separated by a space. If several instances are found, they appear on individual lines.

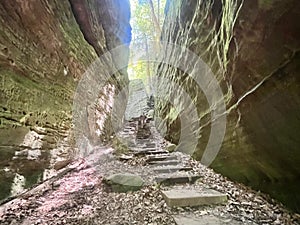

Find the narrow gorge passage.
xmin=0 ymin=0 xmax=300 ymax=224
xmin=0 ymin=78 xmax=299 ymax=224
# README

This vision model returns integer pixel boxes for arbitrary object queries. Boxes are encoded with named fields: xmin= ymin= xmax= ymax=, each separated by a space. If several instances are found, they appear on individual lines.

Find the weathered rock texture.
xmin=156 ymin=0 xmax=300 ymax=212
xmin=0 ymin=0 xmax=131 ymax=146
xmin=125 ymin=79 xmax=150 ymax=120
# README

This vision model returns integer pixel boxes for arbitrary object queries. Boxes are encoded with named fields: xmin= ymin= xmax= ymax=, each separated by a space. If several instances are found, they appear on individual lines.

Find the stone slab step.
xmin=147 ymin=155 xmax=177 ymax=162
xmin=118 ymin=154 xmax=134 ymax=161
xmin=124 ymin=127 xmax=135 ymax=131
xmin=120 ymin=131 xmax=135 ymax=135
xmin=173 ymin=215 xmax=242 ymax=225
xmin=135 ymin=141 xmax=157 ymax=147
xmin=136 ymin=139 xmax=153 ymax=144
xmin=142 ymin=147 xmax=157 ymax=151
xmin=153 ymin=166 xmax=193 ymax=173
xmin=149 ymin=160 xmax=180 ymax=166
xmin=134 ymin=150 xmax=169 ymax=156
xmin=135 ymin=143 xmax=156 ymax=149
xmin=146 ymin=150 xmax=169 ymax=155
xmin=155 ymin=174 xmax=200 ymax=185
xmin=145 ymin=143 xmax=156 ymax=148
xmin=161 ymin=188 xmax=227 ymax=207
xmin=131 ymin=147 xmax=157 ymax=152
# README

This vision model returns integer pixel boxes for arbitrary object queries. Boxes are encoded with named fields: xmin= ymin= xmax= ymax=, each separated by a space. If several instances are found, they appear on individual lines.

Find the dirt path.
xmin=0 ymin=120 xmax=299 ymax=224
xmin=1 ymin=80 xmax=299 ymax=224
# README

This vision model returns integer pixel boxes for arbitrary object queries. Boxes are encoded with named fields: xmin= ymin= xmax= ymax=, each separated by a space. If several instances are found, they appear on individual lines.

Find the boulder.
xmin=105 ymin=173 xmax=144 ymax=192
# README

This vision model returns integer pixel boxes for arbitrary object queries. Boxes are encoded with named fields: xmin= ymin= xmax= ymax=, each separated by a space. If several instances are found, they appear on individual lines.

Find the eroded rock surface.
xmin=0 ymin=0 xmax=131 ymax=201
xmin=156 ymin=0 xmax=300 ymax=212
xmin=0 ymin=0 xmax=131 ymax=142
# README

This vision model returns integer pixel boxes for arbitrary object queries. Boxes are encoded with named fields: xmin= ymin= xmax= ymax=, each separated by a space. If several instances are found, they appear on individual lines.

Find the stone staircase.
xmin=108 ymin=80 xmax=256 ymax=224
xmin=110 ymin=119 xmax=242 ymax=225
xmin=0 ymin=80 xmax=297 ymax=224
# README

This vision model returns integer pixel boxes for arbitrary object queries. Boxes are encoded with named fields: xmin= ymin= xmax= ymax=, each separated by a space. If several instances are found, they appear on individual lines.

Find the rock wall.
xmin=125 ymin=79 xmax=150 ymax=120
xmin=0 ymin=0 xmax=131 ymax=147
xmin=156 ymin=0 xmax=300 ymax=211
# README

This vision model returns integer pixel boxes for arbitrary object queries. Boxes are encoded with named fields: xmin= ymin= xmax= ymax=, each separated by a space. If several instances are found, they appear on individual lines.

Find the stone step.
xmin=124 ymin=127 xmax=135 ymax=131
xmin=161 ymin=188 xmax=227 ymax=207
xmin=133 ymin=150 xmax=169 ymax=156
xmin=147 ymin=155 xmax=177 ymax=162
xmin=136 ymin=133 xmax=151 ymax=139
xmin=155 ymin=174 xmax=200 ymax=185
xmin=122 ymin=130 xmax=135 ymax=134
xmin=144 ymin=150 xmax=169 ymax=155
xmin=143 ymin=147 xmax=157 ymax=151
xmin=136 ymin=139 xmax=152 ymax=143
xmin=153 ymin=166 xmax=193 ymax=173
xmin=134 ymin=143 xmax=156 ymax=148
xmin=131 ymin=147 xmax=157 ymax=152
xmin=136 ymin=140 xmax=157 ymax=145
xmin=145 ymin=143 xmax=156 ymax=148
xmin=149 ymin=160 xmax=181 ymax=166
xmin=127 ymin=122 xmax=137 ymax=127
xmin=173 ymin=215 xmax=242 ymax=225
xmin=120 ymin=130 xmax=135 ymax=134
xmin=118 ymin=154 xmax=134 ymax=161
xmin=123 ymin=133 xmax=135 ymax=135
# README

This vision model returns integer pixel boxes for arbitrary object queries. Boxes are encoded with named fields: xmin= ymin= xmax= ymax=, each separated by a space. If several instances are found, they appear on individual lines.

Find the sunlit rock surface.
xmin=125 ymin=79 xmax=150 ymax=120
xmin=0 ymin=0 xmax=131 ymax=144
xmin=156 ymin=0 xmax=300 ymax=212
xmin=0 ymin=0 xmax=131 ymax=201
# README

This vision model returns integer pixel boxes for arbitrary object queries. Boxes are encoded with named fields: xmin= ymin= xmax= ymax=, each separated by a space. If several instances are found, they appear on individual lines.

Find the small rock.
xmin=53 ymin=159 xmax=71 ymax=170
xmin=166 ymin=143 xmax=176 ymax=152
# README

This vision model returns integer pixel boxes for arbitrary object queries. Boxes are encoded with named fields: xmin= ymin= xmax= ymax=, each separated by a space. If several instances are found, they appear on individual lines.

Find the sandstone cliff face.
xmin=157 ymin=0 xmax=300 ymax=211
xmin=0 ymin=0 xmax=131 ymax=200
xmin=0 ymin=0 xmax=131 ymax=146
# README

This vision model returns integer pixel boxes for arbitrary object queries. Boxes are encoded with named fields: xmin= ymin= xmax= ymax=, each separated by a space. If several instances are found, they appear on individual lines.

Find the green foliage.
xmin=129 ymin=0 xmax=166 ymax=87
xmin=131 ymin=0 xmax=166 ymax=40
xmin=128 ymin=61 xmax=147 ymax=79
xmin=133 ymin=3 xmax=153 ymax=38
